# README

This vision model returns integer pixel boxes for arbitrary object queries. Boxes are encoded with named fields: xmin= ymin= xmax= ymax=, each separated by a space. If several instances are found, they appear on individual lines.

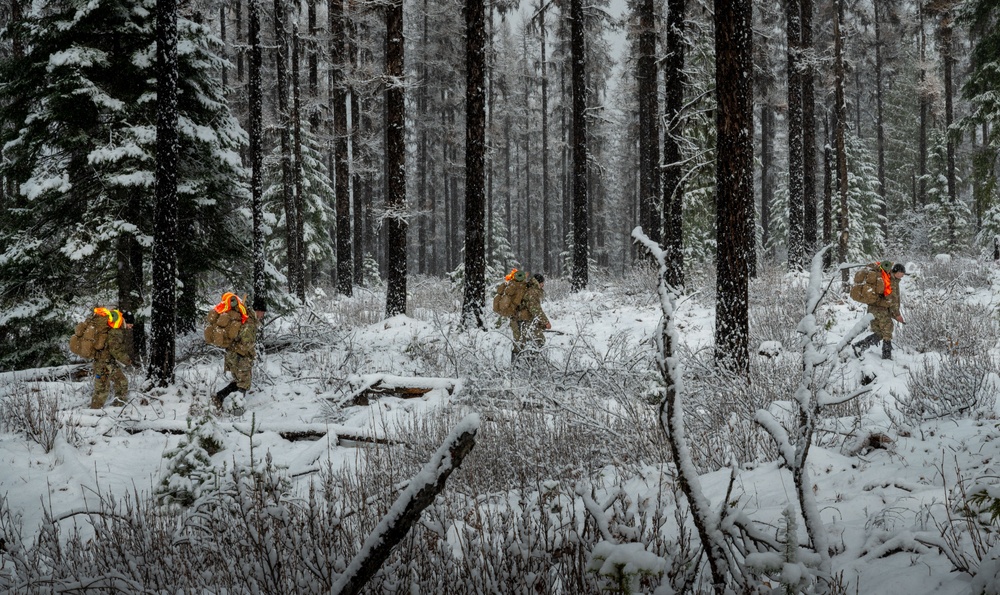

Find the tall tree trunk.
xmin=941 ymin=13 xmax=957 ymax=244
xmin=569 ymin=0 xmax=588 ymax=291
xmin=801 ymin=0 xmax=816 ymax=254
xmin=917 ymin=5 xmax=928 ymax=207
xmin=149 ymin=0 xmax=179 ymax=386
xmin=417 ymin=0 xmax=430 ymax=274
xmin=308 ymin=0 xmax=318 ymax=134
xmin=462 ymin=0 xmax=487 ymax=328
xmin=220 ymin=4 xmax=228 ymax=90
xmin=822 ymin=116 xmax=833 ymax=269
xmin=760 ymin=102 xmax=773 ymax=259
xmin=292 ymin=22 xmax=306 ymax=299
xmin=332 ymin=0 xmax=352 ymax=296
xmin=637 ymin=0 xmax=660 ymax=244
xmin=249 ymin=0 xmax=265 ymax=306
xmin=874 ymin=0 xmax=887 ymax=238
xmin=384 ymin=0 xmax=407 ymax=317
xmin=785 ymin=0 xmax=803 ymax=269
xmin=236 ymin=0 xmax=244 ymax=82
xmin=274 ymin=0 xmax=299 ymax=296
xmin=663 ymin=0 xmax=686 ymax=288
xmin=713 ymin=0 xmax=753 ymax=376
xmin=540 ymin=5 xmax=551 ymax=273
xmin=835 ymin=0 xmax=849 ymax=289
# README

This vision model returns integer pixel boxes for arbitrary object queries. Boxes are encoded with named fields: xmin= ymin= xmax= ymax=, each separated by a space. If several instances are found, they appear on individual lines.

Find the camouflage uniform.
xmin=510 ymin=278 xmax=549 ymax=358
xmin=224 ymin=315 xmax=259 ymax=390
xmin=868 ymin=274 xmax=902 ymax=342
xmin=92 ymin=326 xmax=132 ymax=408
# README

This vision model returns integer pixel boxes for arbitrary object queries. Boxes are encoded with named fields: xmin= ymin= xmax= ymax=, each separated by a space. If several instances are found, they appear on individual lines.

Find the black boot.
xmin=213 ymin=382 xmax=238 ymax=409
xmin=881 ymin=340 xmax=892 ymax=360
xmin=853 ymin=333 xmax=881 ymax=358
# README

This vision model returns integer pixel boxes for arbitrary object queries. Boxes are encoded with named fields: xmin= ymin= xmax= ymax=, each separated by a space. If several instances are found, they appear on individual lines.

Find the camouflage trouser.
xmin=510 ymin=318 xmax=545 ymax=358
xmin=92 ymin=358 xmax=128 ymax=408
xmin=869 ymin=307 xmax=895 ymax=342
xmin=224 ymin=350 xmax=255 ymax=390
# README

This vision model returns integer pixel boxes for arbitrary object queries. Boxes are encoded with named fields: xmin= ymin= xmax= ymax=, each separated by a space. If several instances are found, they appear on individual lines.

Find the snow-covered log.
xmin=341 ymin=374 xmax=460 ymax=406
xmin=69 ymin=416 xmax=393 ymax=444
xmin=331 ymin=414 xmax=479 ymax=595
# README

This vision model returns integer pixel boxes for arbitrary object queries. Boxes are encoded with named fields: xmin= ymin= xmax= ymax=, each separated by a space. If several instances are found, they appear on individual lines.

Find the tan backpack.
xmin=69 ymin=313 xmax=110 ymax=359
xmin=492 ymin=270 xmax=529 ymax=318
xmin=849 ymin=262 xmax=890 ymax=305
xmin=204 ymin=309 xmax=243 ymax=348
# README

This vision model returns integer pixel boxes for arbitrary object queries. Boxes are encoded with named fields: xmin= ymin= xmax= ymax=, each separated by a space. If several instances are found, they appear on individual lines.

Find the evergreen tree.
xmin=0 ymin=0 xmax=247 ymax=370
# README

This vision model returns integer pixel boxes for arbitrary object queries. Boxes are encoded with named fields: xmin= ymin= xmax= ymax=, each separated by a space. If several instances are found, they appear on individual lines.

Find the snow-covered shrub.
xmin=749 ymin=265 xmax=807 ymax=354
xmin=587 ymin=540 xmax=668 ymax=594
xmin=0 ymin=384 xmax=66 ymax=453
xmin=916 ymin=256 xmax=991 ymax=292
xmin=900 ymin=353 xmax=998 ymax=422
xmin=155 ymin=413 xmax=224 ymax=507
xmin=904 ymin=296 xmax=998 ymax=356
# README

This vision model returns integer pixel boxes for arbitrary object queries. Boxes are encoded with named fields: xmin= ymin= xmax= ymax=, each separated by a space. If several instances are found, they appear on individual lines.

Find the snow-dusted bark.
xmin=461 ymin=0 xmax=487 ymax=329
xmin=633 ymin=227 xmax=729 ymax=592
xmin=384 ymin=0 xmax=407 ymax=318
xmin=149 ymin=0 xmax=180 ymax=386
xmin=249 ymin=0 xmax=266 ymax=305
xmin=331 ymin=414 xmax=479 ymax=595
xmin=570 ymin=0 xmax=588 ymax=292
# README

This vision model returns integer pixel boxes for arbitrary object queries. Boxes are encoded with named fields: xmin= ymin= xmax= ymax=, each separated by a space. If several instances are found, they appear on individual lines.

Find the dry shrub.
xmin=900 ymin=353 xmax=999 ymax=423
xmin=0 ymin=384 xmax=69 ymax=453
xmin=903 ymin=296 xmax=998 ymax=356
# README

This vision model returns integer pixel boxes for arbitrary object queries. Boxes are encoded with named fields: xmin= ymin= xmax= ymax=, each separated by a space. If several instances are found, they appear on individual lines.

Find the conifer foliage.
xmin=0 ymin=0 xmax=247 ymax=369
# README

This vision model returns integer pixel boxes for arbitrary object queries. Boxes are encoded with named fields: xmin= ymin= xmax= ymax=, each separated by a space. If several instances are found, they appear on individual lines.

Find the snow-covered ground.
xmin=2 ymin=258 xmax=1000 ymax=593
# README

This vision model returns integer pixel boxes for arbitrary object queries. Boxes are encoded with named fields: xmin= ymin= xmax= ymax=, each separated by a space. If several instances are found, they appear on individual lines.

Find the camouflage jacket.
xmin=228 ymin=315 xmax=259 ymax=358
xmin=870 ymin=275 xmax=901 ymax=318
xmin=516 ymin=279 xmax=549 ymax=326
xmin=96 ymin=326 xmax=132 ymax=366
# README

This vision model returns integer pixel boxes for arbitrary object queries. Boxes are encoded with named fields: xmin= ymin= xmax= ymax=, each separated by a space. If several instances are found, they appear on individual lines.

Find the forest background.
xmin=0 ymin=0 xmax=997 ymax=378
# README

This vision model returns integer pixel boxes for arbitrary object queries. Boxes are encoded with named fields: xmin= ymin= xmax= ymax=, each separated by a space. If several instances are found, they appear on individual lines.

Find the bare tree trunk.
xmin=149 ymin=0 xmax=179 ymax=386
xmin=462 ymin=0 xmax=487 ymax=328
xmin=834 ymin=0 xmax=849 ymax=289
xmin=874 ymin=0 xmax=887 ymax=238
xmin=292 ymin=22 xmax=306 ymax=299
xmin=823 ymin=117 xmax=833 ymax=269
xmin=636 ymin=0 xmax=660 ymax=244
xmin=274 ymin=0 xmax=300 ymax=297
xmin=569 ymin=0 xmax=588 ymax=291
xmin=801 ymin=0 xmax=816 ymax=254
xmin=917 ymin=5 xmax=928 ymax=208
xmin=663 ymin=0 xmax=686 ymax=288
xmin=760 ymin=102 xmax=773 ymax=259
xmin=785 ymin=0 xmax=804 ymax=269
xmin=540 ymin=5 xmax=552 ymax=273
xmin=384 ymin=0 xmax=407 ymax=317
xmin=249 ymin=0 xmax=264 ymax=303
xmin=332 ymin=0 xmax=352 ymax=296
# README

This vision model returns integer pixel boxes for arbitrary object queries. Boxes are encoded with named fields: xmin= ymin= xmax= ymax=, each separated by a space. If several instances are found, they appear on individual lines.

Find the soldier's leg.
xmin=234 ymin=355 xmax=254 ymax=391
xmin=108 ymin=363 xmax=129 ymax=404
xmin=91 ymin=360 xmax=110 ymax=408
xmin=510 ymin=319 xmax=524 ymax=361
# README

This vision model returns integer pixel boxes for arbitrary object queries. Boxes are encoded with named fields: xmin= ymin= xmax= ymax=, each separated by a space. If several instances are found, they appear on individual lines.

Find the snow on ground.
xmin=2 ymin=265 xmax=1000 ymax=593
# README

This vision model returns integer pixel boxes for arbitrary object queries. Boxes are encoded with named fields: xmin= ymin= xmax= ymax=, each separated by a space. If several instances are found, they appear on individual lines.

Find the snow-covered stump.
xmin=633 ymin=228 xmax=731 ymax=592
xmin=330 ymin=414 xmax=479 ymax=595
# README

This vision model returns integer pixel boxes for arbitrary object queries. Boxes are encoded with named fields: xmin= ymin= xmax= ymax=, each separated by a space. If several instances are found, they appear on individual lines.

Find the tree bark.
xmin=570 ymin=0 xmax=588 ymax=291
xmin=663 ymin=0 xmax=686 ymax=288
xmin=273 ymin=0 xmax=299 ymax=297
xmin=637 ymin=0 xmax=660 ymax=244
xmin=801 ymin=0 xmax=816 ymax=254
xmin=149 ymin=0 xmax=179 ymax=386
xmin=249 ymin=0 xmax=265 ymax=309
xmin=462 ymin=0 xmax=487 ymax=328
xmin=834 ymin=0 xmax=849 ymax=289
xmin=332 ymin=0 xmax=352 ymax=296
xmin=713 ymin=0 xmax=753 ymax=375
xmin=785 ymin=0 xmax=804 ymax=269
xmin=384 ymin=0 xmax=407 ymax=317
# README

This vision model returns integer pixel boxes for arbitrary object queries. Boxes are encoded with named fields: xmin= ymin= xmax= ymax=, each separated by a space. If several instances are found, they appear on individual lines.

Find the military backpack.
xmin=205 ymin=293 xmax=247 ymax=348
xmin=849 ymin=261 xmax=891 ymax=305
xmin=69 ymin=310 xmax=114 ymax=359
xmin=492 ymin=269 xmax=529 ymax=318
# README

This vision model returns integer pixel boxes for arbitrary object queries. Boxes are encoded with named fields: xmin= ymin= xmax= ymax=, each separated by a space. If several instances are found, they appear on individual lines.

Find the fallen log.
xmin=341 ymin=373 xmax=460 ymax=406
xmin=331 ymin=414 xmax=479 ymax=595
xmin=69 ymin=415 xmax=393 ymax=445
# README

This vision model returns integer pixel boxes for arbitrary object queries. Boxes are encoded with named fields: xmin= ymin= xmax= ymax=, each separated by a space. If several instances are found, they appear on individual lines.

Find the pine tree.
xmin=0 ymin=0 xmax=248 ymax=370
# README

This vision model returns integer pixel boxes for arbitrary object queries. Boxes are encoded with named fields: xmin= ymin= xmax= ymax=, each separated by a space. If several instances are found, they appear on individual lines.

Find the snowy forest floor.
xmin=2 ymin=256 xmax=1000 ymax=593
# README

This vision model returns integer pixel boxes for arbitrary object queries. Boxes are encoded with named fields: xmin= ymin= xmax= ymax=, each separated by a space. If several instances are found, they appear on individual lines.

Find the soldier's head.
xmin=121 ymin=310 xmax=135 ymax=329
xmin=891 ymin=263 xmax=906 ymax=279
xmin=533 ymin=273 xmax=545 ymax=288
